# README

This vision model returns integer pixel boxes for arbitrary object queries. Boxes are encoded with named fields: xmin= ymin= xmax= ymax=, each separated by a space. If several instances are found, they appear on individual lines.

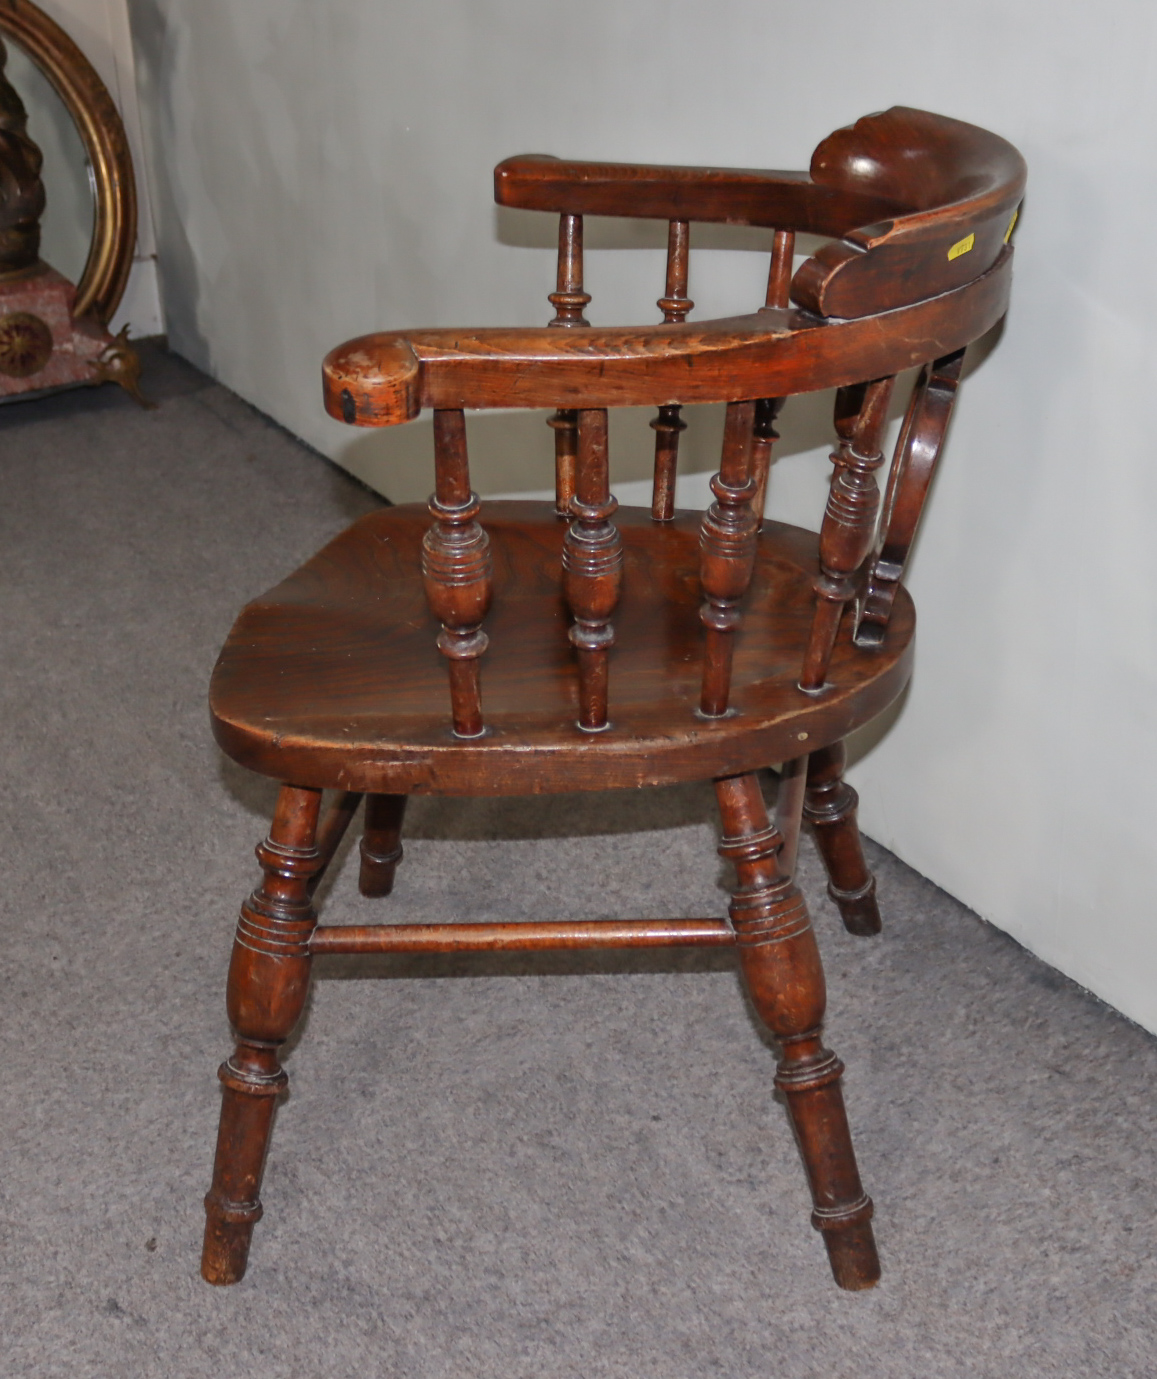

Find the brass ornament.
xmin=0 ymin=0 xmax=136 ymax=324
xmin=0 ymin=308 xmax=51 ymax=375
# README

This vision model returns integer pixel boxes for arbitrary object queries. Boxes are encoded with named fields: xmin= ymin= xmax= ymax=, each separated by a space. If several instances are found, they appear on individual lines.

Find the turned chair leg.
xmin=201 ymin=784 xmax=323 ymax=1286
xmin=359 ymin=793 xmax=408 ymax=897
xmin=716 ymin=772 xmax=879 ymax=1290
xmin=803 ymin=741 xmax=881 ymax=937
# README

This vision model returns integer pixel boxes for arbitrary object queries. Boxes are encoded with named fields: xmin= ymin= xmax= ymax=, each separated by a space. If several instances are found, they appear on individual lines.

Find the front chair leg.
xmin=201 ymin=784 xmax=323 ymax=1286
xmin=716 ymin=772 xmax=879 ymax=1291
xmin=803 ymin=741 xmax=881 ymax=937
xmin=359 ymin=793 xmax=408 ymax=897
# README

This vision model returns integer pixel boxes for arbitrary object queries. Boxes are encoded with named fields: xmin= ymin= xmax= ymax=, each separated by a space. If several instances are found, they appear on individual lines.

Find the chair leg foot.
xmin=819 ymin=1214 xmax=881 ymax=1291
xmin=201 ymin=784 xmax=322 ymax=1285
xmin=201 ymin=1050 xmax=285 ymax=1285
xmin=359 ymin=793 xmax=407 ymax=897
xmin=716 ymin=773 xmax=878 ymax=1290
xmin=804 ymin=742 xmax=882 ymax=936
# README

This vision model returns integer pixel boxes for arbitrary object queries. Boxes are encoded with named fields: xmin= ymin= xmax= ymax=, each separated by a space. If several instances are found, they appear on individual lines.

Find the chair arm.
xmin=494 ymin=155 xmax=903 ymax=238
xmin=323 ymin=249 xmax=1012 ymax=428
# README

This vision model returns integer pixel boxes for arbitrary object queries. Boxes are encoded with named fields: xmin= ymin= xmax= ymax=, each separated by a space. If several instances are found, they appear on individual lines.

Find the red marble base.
xmin=0 ymin=261 xmax=114 ymax=397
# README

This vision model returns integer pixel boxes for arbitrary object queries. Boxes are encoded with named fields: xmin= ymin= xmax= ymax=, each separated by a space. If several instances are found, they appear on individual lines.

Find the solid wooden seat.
xmin=200 ymin=107 xmax=1024 ymax=1295
xmin=211 ymin=502 xmax=914 ymax=795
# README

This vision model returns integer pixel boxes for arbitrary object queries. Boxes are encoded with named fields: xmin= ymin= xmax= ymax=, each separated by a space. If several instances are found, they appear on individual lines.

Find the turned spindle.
xmin=651 ymin=220 xmax=693 ymax=521
xmin=421 ymin=409 xmax=493 ymax=737
xmin=749 ymin=396 xmax=783 ymax=530
xmin=562 ymin=408 xmax=622 ymax=731
xmin=359 ymin=793 xmax=408 ymax=897
xmin=698 ymin=400 xmax=759 ymax=717
xmin=856 ymin=349 xmax=964 ymax=647
xmin=546 ymin=213 xmax=592 ymax=515
xmin=745 ymin=230 xmax=796 ymax=529
xmin=799 ymin=376 xmax=896 ymax=692
xmin=202 ymin=785 xmax=324 ymax=1285
xmin=765 ymin=228 xmax=796 ymax=311
xmin=715 ymin=772 xmax=878 ymax=1291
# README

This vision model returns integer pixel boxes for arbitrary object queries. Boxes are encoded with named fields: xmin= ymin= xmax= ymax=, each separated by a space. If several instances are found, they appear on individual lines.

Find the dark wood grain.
xmin=716 ymin=772 xmax=878 ymax=1289
xmin=210 ymin=503 xmax=915 ymax=796
xmin=323 ymin=250 xmax=1011 ymax=426
xmin=202 ymin=785 xmax=323 ymax=1286
xmin=698 ymin=400 xmax=759 ymax=716
xmin=562 ymin=409 xmax=622 ymax=731
xmin=800 ymin=376 xmax=896 ymax=692
xmin=803 ymin=741 xmax=881 ymax=935
xmin=359 ymin=793 xmax=407 ymax=897
xmin=204 ymin=108 xmax=1023 ymax=1292
xmin=651 ymin=219 xmax=693 ymax=520
xmin=857 ymin=349 xmax=964 ymax=647
xmin=421 ymin=409 xmax=493 ymax=737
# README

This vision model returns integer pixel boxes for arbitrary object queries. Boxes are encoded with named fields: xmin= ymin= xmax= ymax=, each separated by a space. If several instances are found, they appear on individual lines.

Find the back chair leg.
xmin=201 ymin=784 xmax=323 ymax=1286
xmin=359 ymin=793 xmax=408 ymax=897
xmin=716 ymin=772 xmax=879 ymax=1291
xmin=803 ymin=741 xmax=881 ymax=936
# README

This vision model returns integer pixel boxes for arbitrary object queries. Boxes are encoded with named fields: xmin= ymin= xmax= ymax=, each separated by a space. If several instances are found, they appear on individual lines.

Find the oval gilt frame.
xmin=0 ymin=0 xmax=136 ymax=324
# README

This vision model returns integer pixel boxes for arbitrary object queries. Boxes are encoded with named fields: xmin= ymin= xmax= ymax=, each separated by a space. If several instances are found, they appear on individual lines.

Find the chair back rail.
xmin=497 ymin=108 xmax=1024 ymax=319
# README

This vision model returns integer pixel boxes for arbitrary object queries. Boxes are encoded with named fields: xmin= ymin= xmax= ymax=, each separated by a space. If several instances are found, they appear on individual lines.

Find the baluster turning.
xmin=421 ymin=409 xmax=493 ymax=737
xmin=698 ymin=400 xmax=759 ymax=717
xmin=562 ymin=408 xmax=622 ymax=731
xmin=799 ymin=377 xmax=896 ymax=692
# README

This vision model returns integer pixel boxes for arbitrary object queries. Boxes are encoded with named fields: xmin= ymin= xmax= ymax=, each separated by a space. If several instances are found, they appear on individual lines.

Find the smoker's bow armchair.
xmin=201 ymin=107 xmax=1025 ymax=1290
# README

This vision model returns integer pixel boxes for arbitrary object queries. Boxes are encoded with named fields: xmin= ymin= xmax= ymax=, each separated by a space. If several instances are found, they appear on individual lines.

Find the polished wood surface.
xmin=203 ymin=107 xmax=1022 ymax=1293
xmin=324 ymin=253 xmax=1010 ymax=425
xmin=310 ymin=917 xmax=736 ymax=956
xmin=857 ymin=349 xmax=964 ymax=647
xmin=210 ymin=503 xmax=915 ymax=795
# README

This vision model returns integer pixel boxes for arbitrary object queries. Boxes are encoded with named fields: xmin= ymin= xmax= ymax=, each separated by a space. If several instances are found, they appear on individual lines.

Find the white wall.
xmin=129 ymin=0 xmax=1157 ymax=1031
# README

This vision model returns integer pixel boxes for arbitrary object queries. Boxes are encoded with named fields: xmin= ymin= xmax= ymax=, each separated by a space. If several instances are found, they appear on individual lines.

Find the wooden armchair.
xmin=200 ymin=107 xmax=1025 ymax=1291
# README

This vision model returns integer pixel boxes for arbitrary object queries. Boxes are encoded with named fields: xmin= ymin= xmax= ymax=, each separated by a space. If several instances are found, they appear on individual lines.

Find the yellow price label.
xmin=1004 ymin=208 xmax=1019 ymax=243
xmin=947 ymin=233 xmax=975 ymax=262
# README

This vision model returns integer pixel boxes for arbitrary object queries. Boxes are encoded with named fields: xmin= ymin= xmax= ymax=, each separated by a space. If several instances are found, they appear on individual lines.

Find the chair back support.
xmin=325 ymin=108 xmax=1023 ymax=741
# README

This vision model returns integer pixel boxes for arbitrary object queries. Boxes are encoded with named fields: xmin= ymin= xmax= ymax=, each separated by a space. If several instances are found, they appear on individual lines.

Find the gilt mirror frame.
xmin=0 ymin=0 xmax=136 ymax=324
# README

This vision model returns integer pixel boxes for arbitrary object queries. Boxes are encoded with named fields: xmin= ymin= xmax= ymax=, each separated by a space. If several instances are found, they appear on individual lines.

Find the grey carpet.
xmin=2 ymin=344 xmax=1154 ymax=1378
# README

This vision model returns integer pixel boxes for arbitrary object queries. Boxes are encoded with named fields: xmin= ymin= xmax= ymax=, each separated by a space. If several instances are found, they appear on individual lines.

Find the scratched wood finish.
xmin=324 ymin=254 xmax=1011 ymax=426
xmin=211 ymin=503 xmax=916 ymax=795
xmin=204 ymin=108 xmax=1023 ymax=1292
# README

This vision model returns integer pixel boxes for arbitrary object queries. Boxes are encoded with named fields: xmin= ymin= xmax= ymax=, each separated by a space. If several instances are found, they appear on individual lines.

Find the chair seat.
xmin=210 ymin=500 xmax=915 ymax=795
